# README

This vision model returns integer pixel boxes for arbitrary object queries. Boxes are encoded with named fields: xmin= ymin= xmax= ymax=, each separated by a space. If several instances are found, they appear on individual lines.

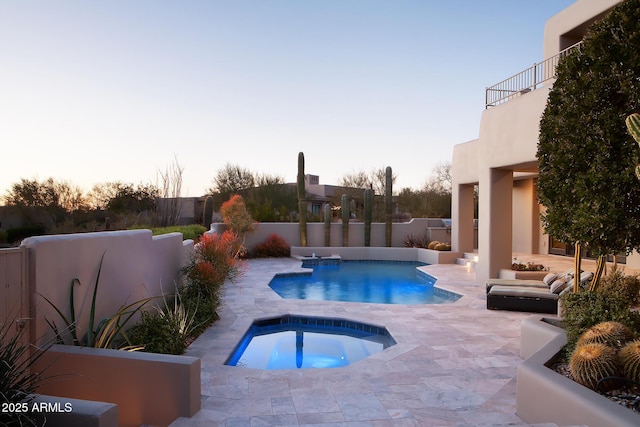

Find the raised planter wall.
xmin=34 ymin=344 xmax=200 ymax=427
xmin=290 ymin=246 xmax=461 ymax=265
xmin=517 ymin=315 xmax=639 ymax=427
xmin=30 ymin=394 xmax=118 ymax=427
xmin=499 ymin=269 xmax=549 ymax=280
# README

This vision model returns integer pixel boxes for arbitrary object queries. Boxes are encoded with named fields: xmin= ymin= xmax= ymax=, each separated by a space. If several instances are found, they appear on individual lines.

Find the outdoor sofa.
xmin=486 ymin=270 xmax=593 ymax=314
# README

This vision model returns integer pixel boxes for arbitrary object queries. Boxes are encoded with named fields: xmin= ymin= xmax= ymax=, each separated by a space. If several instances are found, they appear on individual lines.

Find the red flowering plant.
xmin=253 ymin=234 xmax=290 ymax=258
xmin=220 ymin=195 xmax=255 ymax=257
xmin=181 ymin=230 xmax=247 ymax=330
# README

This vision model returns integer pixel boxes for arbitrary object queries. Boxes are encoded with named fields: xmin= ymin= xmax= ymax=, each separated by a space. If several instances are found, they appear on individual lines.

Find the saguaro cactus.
xmin=324 ymin=203 xmax=331 ymax=247
xmin=297 ymin=152 xmax=307 ymax=247
xmin=384 ymin=166 xmax=393 ymax=247
xmin=625 ymin=113 xmax=640 ymax=179
xmin=341 ymin=194 xmax=349 ymax=247
xmin=364 ymin=188 xmax=372 ymax=247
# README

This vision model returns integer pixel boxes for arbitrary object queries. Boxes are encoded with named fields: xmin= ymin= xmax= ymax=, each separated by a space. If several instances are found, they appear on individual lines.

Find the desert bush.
xmin=129 ymin=290 xmax=197 ymax=355
xmin=561 ymin=291 xmax=640 ymax=354
xmin=253 ymin=234 xmax=290 ymax=257
xmin=129 ymin=310 xmax=188 ymax=355
xmin=403 ymin=234 xmax=430 ymax=249
xmin=1 ymin=314 xmax=52 ymax=427
xmin=595 ymin=268 xmax=640 ymax=307
xmin=181 ymin=231 xmax=246 ymax=333
xmin=220 ymin=195 xmax=255 ymax=238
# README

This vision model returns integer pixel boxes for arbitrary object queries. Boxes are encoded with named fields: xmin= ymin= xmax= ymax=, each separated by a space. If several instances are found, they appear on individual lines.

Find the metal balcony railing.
xmin=485 ymin=41 xmax=583 ymax=108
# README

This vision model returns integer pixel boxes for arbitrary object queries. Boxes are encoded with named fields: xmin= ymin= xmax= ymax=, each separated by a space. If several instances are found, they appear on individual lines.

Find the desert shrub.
xmin=561 ymin=291 xmax=640 ymax=353
xmin=181 ymin=231 xmax=246 ymax=333
xmin=595 ymin=268 xmax=640 ymax=307
xmin=187 ymin=231 xmax=245 ymax=291
xmin=511 ymin=262 xmax=546 ymax=271
xmin=427 ymin=241 xmax=439 ymax=250
xmin=403 ymin=234 xmax=430 ymax=248
xmin=220 ymin=195 xmax=255 ymax=238
xmin=1 ymin=314 xmax=52 ymax=427
xmin=253 ymin=234 xmax=290 ymax=257
xmin=129 ymin=311 xmax=187 ymax=355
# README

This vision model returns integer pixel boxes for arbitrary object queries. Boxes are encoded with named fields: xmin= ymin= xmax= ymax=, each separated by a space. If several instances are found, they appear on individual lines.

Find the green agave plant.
xmin=39 ymin=252 xmax=155 ymax=351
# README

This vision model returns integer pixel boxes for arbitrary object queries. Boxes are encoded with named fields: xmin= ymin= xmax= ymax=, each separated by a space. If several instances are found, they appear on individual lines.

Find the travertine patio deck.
xmin=171 ymin=254 xmax=589 ymax=426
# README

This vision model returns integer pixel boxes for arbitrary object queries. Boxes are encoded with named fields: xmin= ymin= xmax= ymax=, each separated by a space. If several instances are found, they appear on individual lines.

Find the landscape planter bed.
xmin=517 ymin=316 xmax=639 ymax=427
xmin=34 ymin=344 xmax=200 ymax=427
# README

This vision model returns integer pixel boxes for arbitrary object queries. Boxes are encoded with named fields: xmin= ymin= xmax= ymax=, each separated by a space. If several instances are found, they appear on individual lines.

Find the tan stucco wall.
xmin=224 ymin=218 xmax=451 ymax=251
xmin=22 ymin=230 xmax=190 ymax=344
xmin=35 ymin=344 xmax=200 ymax=427
xmin=543 ymin=0 xmax=621 ymax=57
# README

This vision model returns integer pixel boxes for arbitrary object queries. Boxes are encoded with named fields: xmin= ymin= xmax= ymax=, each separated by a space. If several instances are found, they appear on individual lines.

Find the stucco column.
xmin=512 ymin=179 xmax=540 ymax=254
xmin=451 ymin=183 xmax=475 ymax=253
xmin=476 ymin=168 xmax=513 ymax=284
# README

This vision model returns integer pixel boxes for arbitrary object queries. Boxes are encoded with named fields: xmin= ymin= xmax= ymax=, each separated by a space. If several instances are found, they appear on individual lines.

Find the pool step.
xmin=456 ymin=252 xmax=478 ymax=268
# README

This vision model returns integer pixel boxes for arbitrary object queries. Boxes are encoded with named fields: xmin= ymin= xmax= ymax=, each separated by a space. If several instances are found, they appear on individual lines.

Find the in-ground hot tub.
xmin=225 ymin=315 xmax=396 ymax=370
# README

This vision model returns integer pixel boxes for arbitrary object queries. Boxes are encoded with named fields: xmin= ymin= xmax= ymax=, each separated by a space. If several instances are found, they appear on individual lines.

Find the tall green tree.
xmin=3 ymin=178 xmax=87 ymax=226
xmin=208 ymin=163 xmax=256 ymax=210
xmin=537 ymin=0 xmax=640 ymax=286
xmin=106 ymin=182 xmax=159 ymax=214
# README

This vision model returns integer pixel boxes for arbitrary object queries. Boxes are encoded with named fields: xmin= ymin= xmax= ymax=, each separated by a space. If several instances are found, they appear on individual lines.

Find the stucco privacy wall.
xmin=225 ymin=218 xmax=449 ymax=251
xmin=23 ymin=230 xmax=191 ymax=343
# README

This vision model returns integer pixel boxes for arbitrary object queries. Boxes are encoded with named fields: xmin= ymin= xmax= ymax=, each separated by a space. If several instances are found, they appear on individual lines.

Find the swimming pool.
xmin=225 ymin=315 xmax=396 ymax=370
xmin=269 ymin=261 xmax=460 ymax=304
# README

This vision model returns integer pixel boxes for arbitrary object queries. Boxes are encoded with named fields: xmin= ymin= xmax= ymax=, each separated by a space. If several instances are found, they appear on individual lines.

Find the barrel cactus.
xmin=364 ymin=188 xmax=372 ymax=247
xmin=297 ymin=152 xmax=307 ymax=246
xmin=323 ymin=203 xmax=331 ymax=247
xmin=341 ymin=194 xmax=349 ymax=247
xmin=626 ymin=113 xmax=640 ymax=179
xmin=569 ymin=342 xmax=620 ymax=390
xmin=619 ymin=340 xmax=640 ymax=383
xmin=576 ymin=321 xmax=636 ymax=349
xmin=384 ymin=166 xmax=393 ymax=247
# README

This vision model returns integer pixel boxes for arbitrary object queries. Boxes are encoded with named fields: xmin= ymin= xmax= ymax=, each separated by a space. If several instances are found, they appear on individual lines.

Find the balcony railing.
xmin=485 ymin=42 xmax=582 ymax=108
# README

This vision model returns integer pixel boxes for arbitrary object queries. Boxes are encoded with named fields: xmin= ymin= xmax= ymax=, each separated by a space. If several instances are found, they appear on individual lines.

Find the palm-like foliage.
xmin=1 ymin=315 xmax=51 ymax=426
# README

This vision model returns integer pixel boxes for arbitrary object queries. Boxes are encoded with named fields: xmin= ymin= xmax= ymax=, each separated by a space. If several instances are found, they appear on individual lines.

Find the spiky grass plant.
xmin=1 ymin=316 xmax=51 ymax=427
xmin=569 ymin=342 xmax=620 ymax=391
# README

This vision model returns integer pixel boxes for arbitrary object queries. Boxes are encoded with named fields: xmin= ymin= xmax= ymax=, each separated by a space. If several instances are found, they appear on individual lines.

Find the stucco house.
xmin=450 ymin=0 xmax=633 ymax=284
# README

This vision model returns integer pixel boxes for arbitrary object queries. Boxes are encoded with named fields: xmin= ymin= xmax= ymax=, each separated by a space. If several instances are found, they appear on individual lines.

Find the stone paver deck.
xmin=171 ymin=255 xmax=577 ymax=427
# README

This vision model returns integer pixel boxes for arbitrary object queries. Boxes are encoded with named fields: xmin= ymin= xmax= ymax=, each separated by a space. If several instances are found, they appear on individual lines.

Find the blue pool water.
xmin=269 ymin=261 xmax=460 ymax=305
xmin=225 ymin=315 xmax=396 ymax=370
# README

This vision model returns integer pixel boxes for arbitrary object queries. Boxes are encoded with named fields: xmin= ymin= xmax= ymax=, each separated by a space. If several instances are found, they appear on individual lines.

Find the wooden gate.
xmin=0 ymin=247 xmax=30 ymax=345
